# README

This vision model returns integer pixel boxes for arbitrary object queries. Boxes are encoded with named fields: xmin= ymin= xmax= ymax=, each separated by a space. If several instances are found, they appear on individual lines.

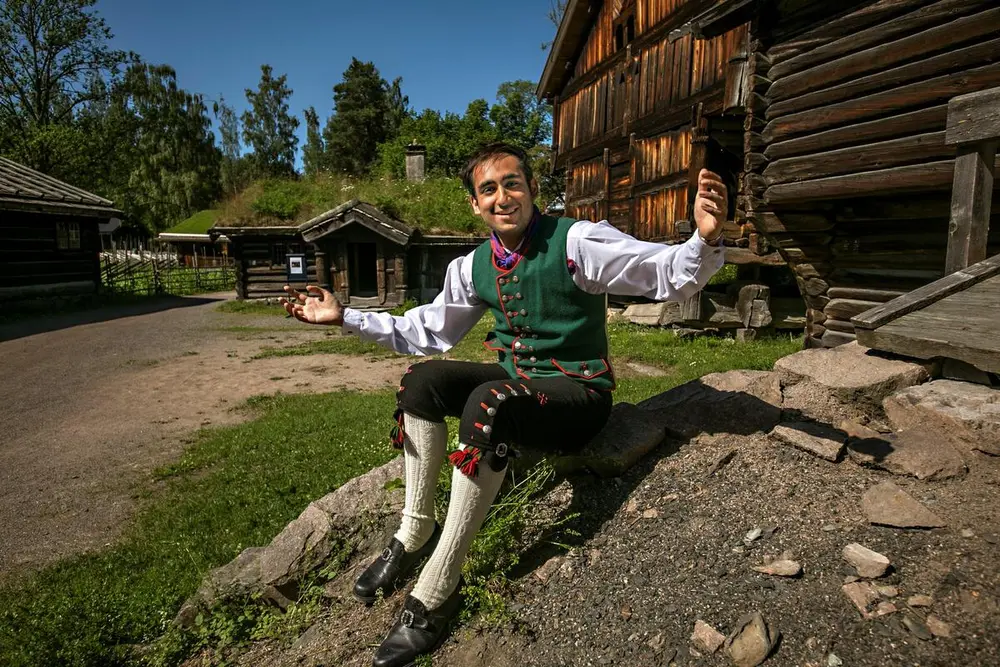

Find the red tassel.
xmin=449 ymin=447 xmax=481 ymax=478
xmin=389 ymin=409 xmax=405 ymax=449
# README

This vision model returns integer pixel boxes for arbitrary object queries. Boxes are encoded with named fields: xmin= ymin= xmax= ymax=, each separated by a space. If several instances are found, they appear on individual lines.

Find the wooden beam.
xmin=763 ymin=131 xmax=950 ymax=186
xmin=765 ymin=104 xmax=948 ymax=161
xmin=762 ymin=61 xmax=1000 ymax=144
xmin=946 ymin=86 xmax=1000 ymax=146
xmin=765 ymin=160 xmax=958 ymax=204
xmin=725 ymin=247 xmax=785 ymax=266
xmin=767 ymin=34 xmax=1000 ymax=121
xmin=766 ymin=0 xmax=982 ymax=81
xmin=945 ymin=141 xmax=997 ymax=273
xmin=851 ymin=253 xmax=1000 ymax=329
xmin=768 ymin=7 xmax=1000 ymax=105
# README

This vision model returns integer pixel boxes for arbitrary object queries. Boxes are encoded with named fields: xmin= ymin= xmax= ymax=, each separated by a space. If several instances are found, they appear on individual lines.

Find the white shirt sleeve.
xmin=341 ymin=249 xmax=488 ymax=355
xmin=567 ymin=220 xmax=726 ymax=301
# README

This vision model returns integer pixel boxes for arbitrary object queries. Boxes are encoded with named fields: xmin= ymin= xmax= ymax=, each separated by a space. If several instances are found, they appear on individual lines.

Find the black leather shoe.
xmin=371 ymin=581 xmax=464 ymax=667
xmin=353 ymin=524 xmax=441 ymax=605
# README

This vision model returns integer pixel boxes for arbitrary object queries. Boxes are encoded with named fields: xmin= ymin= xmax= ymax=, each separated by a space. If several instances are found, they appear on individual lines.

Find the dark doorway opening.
xmin=349 ymin=242 xmax=378 ymax=297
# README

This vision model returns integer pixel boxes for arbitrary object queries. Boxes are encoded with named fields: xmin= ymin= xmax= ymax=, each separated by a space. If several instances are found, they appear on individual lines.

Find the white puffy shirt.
xmin=341 ymin=220 xmax=726 ymax=355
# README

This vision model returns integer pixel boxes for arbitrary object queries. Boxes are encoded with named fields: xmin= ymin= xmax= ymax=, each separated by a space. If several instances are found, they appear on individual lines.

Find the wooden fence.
xmin=100 ymin=244 xmax=234 ymax=296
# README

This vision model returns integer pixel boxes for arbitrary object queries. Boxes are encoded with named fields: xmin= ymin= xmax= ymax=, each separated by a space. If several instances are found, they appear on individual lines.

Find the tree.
xmin=323 ymin=58 xmax=404 ymax=176
xmin=490 ymin=80 xmax=551 ymax=152
xmin=109 ymin=63 xmax=220 ymax=231
xmin=242 ymin=64 xmax=299 ymax=178
xmin=302 ymin=106 xmax=325 ymax=178
xmin=542 ymin=0 xmax=568 ymax=50
xmin=214 ymin=96 xmax=251 ymax=196
xmin=0 ymin=0 xmax=128 ymax=174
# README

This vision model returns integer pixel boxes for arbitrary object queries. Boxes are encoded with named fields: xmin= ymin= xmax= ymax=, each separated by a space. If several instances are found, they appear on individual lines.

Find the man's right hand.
xmin=280 ymin=285 xmax=344 ymax=326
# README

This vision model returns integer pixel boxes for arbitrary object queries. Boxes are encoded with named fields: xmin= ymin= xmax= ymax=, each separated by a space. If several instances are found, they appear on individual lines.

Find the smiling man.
xmin=281 ymin=142 xmax=728 ymax=666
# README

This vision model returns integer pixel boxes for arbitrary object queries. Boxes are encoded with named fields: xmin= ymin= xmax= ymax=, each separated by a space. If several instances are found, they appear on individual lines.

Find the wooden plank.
xmin=946 ymin=86 xmax=1000 ymax=146
xmin=823 ymin=318 xmax=857 ymax=334
xmin=822 ymin=330 xmax=857 ymax=347
xmin=824 ymin=298 xmax=882 ymax=321
xmin=827 ymin=287 xmax=906 ymax=302
xmin=766 ymin=160 xmax=958 ymax=205
xmin=945 ymin=142 xmax=997 ymax=273
xmin=763 ymin=131 xmax=950 ymax=185
xmin=725 ymin=247 xmax=786 ymax=266
xmin=768 ymin=8 xmax=1000 ymax=106
xmin=753 ymin=211 xmax=833 ymax=234
xmin=765 ymin=104 xmax=948 ymax=161
xmin=766 ymin=0 xmax=981 ymax=81
xmin=851 ymin=253 xmax=1000 ymax=329
xmin=763 ymin=61 xmax=1000 ymax=144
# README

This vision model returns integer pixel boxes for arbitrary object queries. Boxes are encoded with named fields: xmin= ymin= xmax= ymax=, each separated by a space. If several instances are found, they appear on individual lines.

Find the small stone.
xmin=621 ymin=604 xmax=633 ymax=620
xmin=926 ymin=615 xmax=952 ymax=638
xmin=842 ymin=581 xmax=880 ymax=616
xmin=771 ymin=422 xmax=846 ymax=462
xmin=642 ymin=508 xmax=659 ymax=519
xmin=861 ymin=481 xmax=946 ymax=528
xmin=691 ymin=620 xmax=725 ymax=654
xmin=745 ymin=527 xmax=763 ymax=545
xmin=827 ymin=654 xmax=843 ymax=667
xmin=961 ymin=528 xmax=975 ymax=538
xmin=844 ymin=575 xmax=859 ymax=584
xmin=626 ymin=498 xmax=639 ymax=514
xmin=873 ymin=601 xmax=897 ymax=616
xmin=877 ymin=585 xmax=899 ymax=598
xmin=647 ymin=632 xmax=666 ymax=652
xmin=534 ymin=556 xmax=563 ymax=584
xmin=724 ymin=612 xmax=778 ymax=667
xmin=822 ymin=523 xmax=838 ymax=532
xmin=753 ymin=560 xmax=802 ymax=577
xmin=907 ymin=594 xmax=934 ymax=607
xmin=842 ymin=543 xmax=891 ymax=578
xmin=902 ymin=613 xmax=933 ymax=640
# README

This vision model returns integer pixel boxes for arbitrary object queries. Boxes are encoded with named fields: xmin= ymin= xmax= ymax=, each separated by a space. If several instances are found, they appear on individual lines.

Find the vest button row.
xmin=497 ymin=276 xmax=520 ymax=285
xmin=501 ymin=293 xmax=524 ymax=303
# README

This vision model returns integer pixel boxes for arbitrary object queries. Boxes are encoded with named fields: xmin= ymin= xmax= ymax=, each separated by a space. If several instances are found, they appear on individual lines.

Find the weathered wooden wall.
xmin=234 ymin=233 xmax=316 ymax=301
xmin=557 ymin=0 xmax=746 ymax=243
xmin=0 ymin=211 xmax=101 ymax=298
xmin=744 ymin=0 xmax=1000 ymax=348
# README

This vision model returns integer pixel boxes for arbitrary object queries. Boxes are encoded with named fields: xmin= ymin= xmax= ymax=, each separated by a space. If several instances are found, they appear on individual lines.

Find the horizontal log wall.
xmin=235 ymin=236 xmax=316 ymax=300
xmin=0 ymin=212 xmax=100 ymax=292
xmin=747 ymin=0 xmax=1000 ymax=348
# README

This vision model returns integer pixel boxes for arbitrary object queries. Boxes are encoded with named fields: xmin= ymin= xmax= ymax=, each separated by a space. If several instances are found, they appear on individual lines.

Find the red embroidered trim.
xmin=389 ymin=409 xmax=405 ymax=449
xmin=537 ymin=392 xmax=549 ymax=406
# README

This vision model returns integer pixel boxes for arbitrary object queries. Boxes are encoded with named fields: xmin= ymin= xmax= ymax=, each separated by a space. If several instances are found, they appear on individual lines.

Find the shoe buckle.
xmin=400 ymin=609 xmax=415 ymax=627
xmin=381 ymin=547 xmax=393 ymax=561
xmin=495 ymin=442 xmax=508 ymax=457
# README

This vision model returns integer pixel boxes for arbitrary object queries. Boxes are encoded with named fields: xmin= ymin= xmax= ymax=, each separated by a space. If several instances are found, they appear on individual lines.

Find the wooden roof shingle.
xmin=0 ymin=156 xmax=120 ymax=217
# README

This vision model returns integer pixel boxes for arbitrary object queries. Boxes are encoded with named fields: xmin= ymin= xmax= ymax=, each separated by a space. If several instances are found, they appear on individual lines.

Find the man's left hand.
xmin=694 ymin=168 xmax=728 ymax=244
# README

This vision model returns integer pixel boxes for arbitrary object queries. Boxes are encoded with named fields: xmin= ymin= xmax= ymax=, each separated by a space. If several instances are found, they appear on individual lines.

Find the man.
xmin=281 ymin=142 xmax=728 ymax=667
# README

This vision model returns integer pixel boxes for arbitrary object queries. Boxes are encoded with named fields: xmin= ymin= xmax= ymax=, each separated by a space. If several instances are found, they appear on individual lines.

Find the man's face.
xmin=468 ymin=154 xmax=538 ymax=245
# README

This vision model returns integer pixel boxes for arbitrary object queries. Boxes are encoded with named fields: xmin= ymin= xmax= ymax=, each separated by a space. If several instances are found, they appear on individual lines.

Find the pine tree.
xmin=302 ymin=106 xmax=325 ymax=178
xmin=242 ymin=64 xmax=299 ymax=178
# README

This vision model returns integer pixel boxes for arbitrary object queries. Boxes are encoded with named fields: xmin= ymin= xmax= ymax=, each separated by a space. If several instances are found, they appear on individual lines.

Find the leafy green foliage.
xmin=249 ymin=180 xmax=302 ymax=220
xmin=323 ymin=58 xmax=407 ymax=176
xmin=302 ymin=106 xmax=324 ymax=178
xmin=242 ymin=64 xmax=299 ymax=178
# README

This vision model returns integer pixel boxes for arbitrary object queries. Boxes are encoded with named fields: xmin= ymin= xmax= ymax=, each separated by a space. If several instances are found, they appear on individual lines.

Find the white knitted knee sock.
xmin=393 ymin=412 xmax=447 ymax=552
xmin=411 ymin=457 xmax=506 ymax=610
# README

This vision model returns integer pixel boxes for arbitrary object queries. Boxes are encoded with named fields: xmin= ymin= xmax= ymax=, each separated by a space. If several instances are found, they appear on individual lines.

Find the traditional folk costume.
xmin=342 ymin=210 xmax=723 ymax=666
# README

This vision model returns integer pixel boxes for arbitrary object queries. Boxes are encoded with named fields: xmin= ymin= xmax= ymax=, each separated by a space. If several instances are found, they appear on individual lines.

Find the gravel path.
xmin=0 ymin=293 xmax=409 ymax=577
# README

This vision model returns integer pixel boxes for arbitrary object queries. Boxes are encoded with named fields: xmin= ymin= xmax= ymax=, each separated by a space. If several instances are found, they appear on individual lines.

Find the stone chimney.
xmin=405 ymin=141 xmax=426 ymax=182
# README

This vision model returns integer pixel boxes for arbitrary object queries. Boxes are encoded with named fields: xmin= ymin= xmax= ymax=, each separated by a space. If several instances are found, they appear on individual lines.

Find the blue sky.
xmin=95 ymin=0 xmax=559 ymax=164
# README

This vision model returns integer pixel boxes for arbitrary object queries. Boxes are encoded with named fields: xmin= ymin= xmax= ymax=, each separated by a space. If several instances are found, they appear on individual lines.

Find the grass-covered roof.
xmin=165 ymin=209 xmax=220 ymax=234
xmin=216 ymin=175 xmax=484 ymax=236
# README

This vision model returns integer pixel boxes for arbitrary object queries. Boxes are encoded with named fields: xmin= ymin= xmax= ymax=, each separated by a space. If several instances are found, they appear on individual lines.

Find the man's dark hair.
xmin=461 ymin=142 xmax=535 ymax=197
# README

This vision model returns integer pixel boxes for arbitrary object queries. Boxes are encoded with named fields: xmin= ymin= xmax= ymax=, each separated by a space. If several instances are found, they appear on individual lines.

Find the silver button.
xmin=514 ymin=341 xmax=522 ymax=349
xmin=512 ymin=276 xmax=519 ymax=283
xmin=487 ymin=407 xmax=496 ymax=416
xmin=583 ymin=370 xmax=592 ymax=377
xmin=530 ymin=356 xmax=537 ymax=363
xmin=498 ymin=278 xmax=506 ymax=285
xmin=482 ymin=424 xmax=492 ymax=434
xmin=507 ymin=310 xmax=516 ymax=317
xmin=515 ymin=292 xmax=522 ymax=299
xmin=520 ymin=309 xmax=527 ymax=316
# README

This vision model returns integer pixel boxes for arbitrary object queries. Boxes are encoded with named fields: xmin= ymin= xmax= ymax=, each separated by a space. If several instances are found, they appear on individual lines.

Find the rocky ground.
xmin=186 ymin=342 xmax=1000 ymax=667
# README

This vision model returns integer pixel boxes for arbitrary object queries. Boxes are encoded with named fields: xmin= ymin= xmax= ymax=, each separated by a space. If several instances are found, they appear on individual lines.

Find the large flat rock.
xmin=637 ymin=370 xmax=782 ymax=439
xmin=565 ymin=402 xmax=668 ymax=477
xmin=884 ymin=380 xmax=1000 ymax=455
xmin=861 ymin=481 xmax=945 ymax=529
xmin=776 ymin=342 xmax=933 ymax=423
xmin=623 ymin=302 xmax=680 ymax=326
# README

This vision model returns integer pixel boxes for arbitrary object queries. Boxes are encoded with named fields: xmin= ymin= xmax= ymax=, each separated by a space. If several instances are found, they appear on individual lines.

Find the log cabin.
xmin=0 ymin=156 xmax=121 ymax=300
xmin=538 ymin=0 xmax=1000 ymax=346
xmin=213 ymin=200 xmax=483 ymax=307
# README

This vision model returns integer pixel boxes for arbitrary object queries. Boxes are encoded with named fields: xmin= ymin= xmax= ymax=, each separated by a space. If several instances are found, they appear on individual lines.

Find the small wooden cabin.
xmin=539 ymin=0 xmax=1000 ymax=346
xmin=0 ymin=156 xmax=121 ymax=300
xmin=214 ymin=200 xmax=483 ymax=307
xmin=157 ymin=209 xmax=230 ymax=267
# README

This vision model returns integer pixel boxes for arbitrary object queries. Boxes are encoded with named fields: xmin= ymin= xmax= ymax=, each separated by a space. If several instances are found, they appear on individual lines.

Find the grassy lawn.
xmin=215 ymin=300 xmax=288 ymax=316
xmin=0 ymin=310 xmax=800 ymax=667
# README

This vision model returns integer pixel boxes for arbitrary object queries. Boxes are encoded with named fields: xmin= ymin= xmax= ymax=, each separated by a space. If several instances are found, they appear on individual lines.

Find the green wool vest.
xmin=471 ymin=215 xmax=615 ymax=391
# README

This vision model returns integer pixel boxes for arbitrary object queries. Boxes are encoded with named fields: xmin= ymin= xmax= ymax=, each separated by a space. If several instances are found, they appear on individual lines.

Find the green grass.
xmin=0 ymin=391 xmax=399 ymax=667
xmin=218 ymin=175 xmax=482 ymax=235
xmin=164 ymin=209 xmax=220 ymax=235
xmin=253 ymin=330 xmax=400 ymax=359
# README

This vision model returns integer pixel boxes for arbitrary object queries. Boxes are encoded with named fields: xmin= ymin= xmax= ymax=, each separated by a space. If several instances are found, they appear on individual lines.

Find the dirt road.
xmin=0 ymin=293 xmax=409 ymax=576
